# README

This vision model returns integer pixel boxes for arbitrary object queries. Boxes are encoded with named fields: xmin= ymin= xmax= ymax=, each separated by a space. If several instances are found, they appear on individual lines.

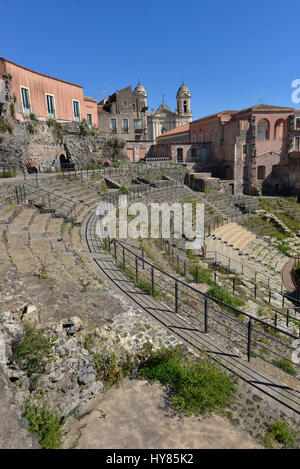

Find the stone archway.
xmin=56 ymin=150 xmax=73 ymax=171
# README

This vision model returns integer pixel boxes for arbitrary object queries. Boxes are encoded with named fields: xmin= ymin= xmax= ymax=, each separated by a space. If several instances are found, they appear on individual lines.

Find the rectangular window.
xmin=21 ymin=87 xmax=30 ymax=114
xmin=122 ymin=100 xmax=127 ymax=109
xmin=46 ymin=94 xmax=55 ymax=118
xmin=122 ymin=119 xmax=128 ymax=132
xmin=242 ymin=144 xmax=248 ymax=155
xmin=132 ymin=103 xmax=136 ymax=111
xmin=134 ymin=119 xmax=142 ymax=131
xmin=73 ymin=100 xmax=80 ymax=122
xmin=87 ymin=114 xmax=92 ymax=128
xmin=296 ymin=119 xmax=300 ymax=129
xmin=110 ymin=119 xmax=117 ymax=132
xmin=295 ymin=137 xmax=300 ymax=151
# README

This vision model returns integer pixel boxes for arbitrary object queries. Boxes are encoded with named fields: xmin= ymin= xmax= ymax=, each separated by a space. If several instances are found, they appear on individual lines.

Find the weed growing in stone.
xmin=271 ymin=358 xmax=297 ymax=376
xmin=11 ymin=323 xmax=58 ymax=390
xmin=22 ymin=399 xmax=64 ymax=449
xmin=262 ymin=420 xmax=296 ymax=448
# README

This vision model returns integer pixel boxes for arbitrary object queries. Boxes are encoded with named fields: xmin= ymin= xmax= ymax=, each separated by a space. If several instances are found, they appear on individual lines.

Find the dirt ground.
xmin=62 ymin=379 xmax=261 ymax=449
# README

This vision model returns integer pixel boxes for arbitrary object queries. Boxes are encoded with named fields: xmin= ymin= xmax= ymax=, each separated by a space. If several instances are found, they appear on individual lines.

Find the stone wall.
xmin=0 ymin=77 xmax=126 ymax=168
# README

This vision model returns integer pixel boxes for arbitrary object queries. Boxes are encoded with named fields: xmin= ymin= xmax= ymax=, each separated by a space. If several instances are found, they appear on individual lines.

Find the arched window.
xmin=183 ymin=100 xmax=187 ymax=113
xmin=257 ymin=165 xmax=266 ymax=180
xmin=161 ymin=127 xmax=167 ymax=134
xmin=274 ymin=119 xmax=285 ymax=139
xmin=257 ymin=119 xmax=269 ymax=140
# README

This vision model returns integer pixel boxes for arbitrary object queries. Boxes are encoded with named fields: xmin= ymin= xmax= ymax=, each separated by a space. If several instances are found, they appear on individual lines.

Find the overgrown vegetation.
xmin=207 ymin=285 xmax=245 ymax=317
xmin=11 ymin=323 xmax=58 ymax=390
xmin=107 ymin=137 xmax=125 ymax=157
xmin=83 ymin=332 xmax=134 ymax=389
xmin=0 ymin=116 xmax=13 ymax=134
xmin=22 ymin=400 xmax=64 ymax=449
xmin=272 ymin=358 xmax=297 ymax=376
xmin=27 ymin=122 xmax=35 ymax=134
xmin=30 ymin=112 xmax=38 ymax=122
xmin=10 ymin=103 xmax=15 ymax=118
xmin=119 ymin=185 xmax=129 ymax=195
xmin=262 ymin=420 xmax=296 ymax=448
xmin=189 ymin=265 xmax=213 ymax=285
xmin=47 ymin=118 xmax=64 ymax=144
xmin=138 ymin=346 xmax=236 ymax=415
xmin=0 ymin=168 xmax=17 ymax=178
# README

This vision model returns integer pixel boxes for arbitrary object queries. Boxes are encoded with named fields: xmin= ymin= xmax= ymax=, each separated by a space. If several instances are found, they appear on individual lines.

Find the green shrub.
xmin=207 ymin=285 xmax=245 ymax=317
xmin=262 ymin=420 xmax=296 ymax=448
xmin=22 ymin=400 xmax=63 ymax=449
xmin=0 ymin=116 xmax=13 ymax=134
xmin=11 ymin=323 xmax=58 ymax=389
xmin=30 ymin=112 xmax=37 ymax=121
xmin=119 ymin=185 xmax=129 ymax=195
xmin=27 ymin=122 xmax=35 ymax=134
xmin=272 ymin=358 xmax=296 ymax=376
xmin=47 ymin=118 xmax=63 ymax=144
xmin=79 ymin=120 xmax=88 ymax=136
xmin=10 ymin=103 xmax=15 ymax=118
xmin=138 ymin=346 xmax=235 ymax=415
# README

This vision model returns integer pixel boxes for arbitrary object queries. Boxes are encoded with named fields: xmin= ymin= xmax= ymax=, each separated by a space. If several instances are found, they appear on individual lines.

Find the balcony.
xmin=122 ymin=128 xmax=129 ymax=133
xmin=110 ymin=128 xmax=117 ymax=133
xmin=134 ymin=129 xmax=143 ymax=134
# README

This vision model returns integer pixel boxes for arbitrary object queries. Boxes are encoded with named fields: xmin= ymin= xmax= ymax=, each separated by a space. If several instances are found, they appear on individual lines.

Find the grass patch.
xmin=272 ymin=358 xmax=297 ymax=376
xmin=186 ymin=249 xmax=195 ymax=260
xmin=0 ymin=168 xmax=17 ymax=178
xmin=22 ymin=400 xmax=64 ymax=449
xmin=207 ymin=285 xmax=245 ymax=317
xmin=262 ymin=420 xmax=296 ymax=448
xmin=11 ymin=323 xmax=58 ymax=390
xmin=189 ymin=265 xmax=213 ymax=285
xmin=138 ymin=346 xmax=236 ymax=415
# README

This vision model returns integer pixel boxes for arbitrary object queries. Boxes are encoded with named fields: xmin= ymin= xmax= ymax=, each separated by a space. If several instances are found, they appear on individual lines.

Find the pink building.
xmin=0 ymin=58 xmax=98 ymax=127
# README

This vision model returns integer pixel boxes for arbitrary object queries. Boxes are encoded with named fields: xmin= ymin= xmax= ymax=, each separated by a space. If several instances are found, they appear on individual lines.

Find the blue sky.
xmin=1 ymin=0 xmax=299 ymax=119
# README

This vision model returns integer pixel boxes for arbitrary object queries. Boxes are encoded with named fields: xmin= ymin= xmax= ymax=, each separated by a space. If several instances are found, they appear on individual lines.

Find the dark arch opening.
xmin=60 ymin=154 xmax=74 ymax=172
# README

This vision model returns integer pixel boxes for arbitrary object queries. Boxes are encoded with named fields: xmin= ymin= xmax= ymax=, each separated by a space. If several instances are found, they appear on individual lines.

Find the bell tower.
xmin=176 ymin=82 xmax=192 ymax=118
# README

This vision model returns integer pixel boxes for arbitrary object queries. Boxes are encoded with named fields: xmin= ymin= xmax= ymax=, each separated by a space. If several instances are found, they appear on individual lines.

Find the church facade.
xmin=147 ymin=83 xmax=193 ymax=141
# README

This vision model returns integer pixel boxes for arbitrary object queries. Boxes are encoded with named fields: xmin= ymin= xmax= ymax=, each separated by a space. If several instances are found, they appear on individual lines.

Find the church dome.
xmin=176 ymin=82 xmax=191 ymax=98
xmin=134 ymin=82 xmax=147 ymax=97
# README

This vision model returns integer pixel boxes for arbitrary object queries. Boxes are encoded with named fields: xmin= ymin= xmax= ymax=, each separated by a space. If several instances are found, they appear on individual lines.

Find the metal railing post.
xmin=114 ymin=240 xmax=117 ymax=261
xmin=204 ymin=297 xmax=208 ymax=333
xmin=247 ymin=319 xmax=253 ymax=362
xmin=135 ymin=255 xmax=138 ymax=282
xmin=175 ymin=280 xmax=178 ymax=313
xmin=15 ymin=187 xmax=19 ymax=204
xmin=151 ymin=266 xmax=155 ymax=296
